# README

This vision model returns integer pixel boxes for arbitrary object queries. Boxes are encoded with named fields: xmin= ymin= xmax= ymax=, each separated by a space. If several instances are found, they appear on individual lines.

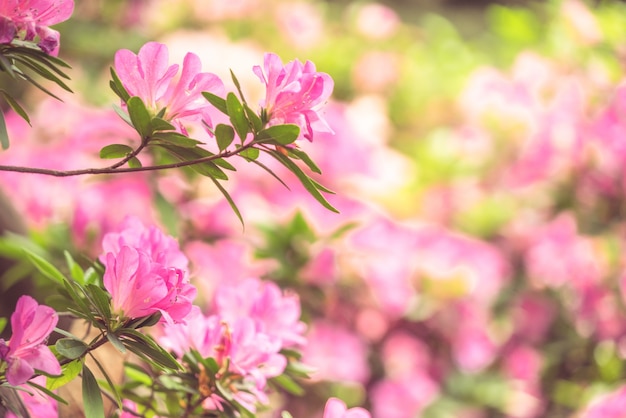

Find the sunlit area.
xmin=1 ymin=1 xmax=626 ymax=417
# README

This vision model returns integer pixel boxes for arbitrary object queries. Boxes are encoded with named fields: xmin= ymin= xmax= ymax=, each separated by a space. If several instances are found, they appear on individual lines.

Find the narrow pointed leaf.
xmin=244 ymin=103 xmax=263 ymax=133
xmin=110 ymin=67 xmax=130 ymax=102
xmin=267 ymin=150 xmax=339 ymax=213
xmin=202 ymin=91 xmax=228 ymax=115
xmin=150 ymin=117 xmax=176 ymax=132
xmin=0 ymin=91 xmax=30 ymax=124
xmin=208 ymin=175 xmax=244 ymax=228
xmin=24 ymin=250 xmax=66 ymax=284
xmin=0 ymin=110 xmax=8 ymax=150
xmin=82 ymin=365 xmax=105 ymax=418
xmin=287 ymin=148 xmax=322 ymax=174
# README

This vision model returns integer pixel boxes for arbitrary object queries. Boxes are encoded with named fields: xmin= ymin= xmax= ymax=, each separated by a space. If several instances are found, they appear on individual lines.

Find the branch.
xmin=0 ymin=141 xmax=259 ymax=177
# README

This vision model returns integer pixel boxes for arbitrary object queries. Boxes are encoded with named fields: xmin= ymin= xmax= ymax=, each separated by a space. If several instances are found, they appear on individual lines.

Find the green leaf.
xmin=48 ymin=359 xmax=83 ymax=390
xmin=0 ymin=91 xmax=30 ymax=125
xmin=86 ymin=284 xmax=111 ymax=319
xmin=56 ymin=338 xmax=88 ymax=360
xmin=244 ymin=104 xmax=263 ymax=133
xmin=282 ymin=412 xmax=295 ymax=418
xmin=266 ymin=149 xmax=339 ymax=213
xmin=120 ymin=329 xmax=181 ymax=370
xmin=27 ymin=379 xmax=68 ymax=405
xmin=14 ymin=68 xmax=62 ymax=101
xmin=159 ymin=145 xmax=228 ymax=180
xmin=82 ymin=365 xmax=105 ymax=418
xmin=124 ymin=363 xmax=153 ymax=386
xmin=88 ymin=352 xmax=123 ymax=409
xmin=215 ymin=123 xmax=235 ymax=151
xmin=239 ymin=147 xmax=259 ymax=161
xmin=127 ymin=96 xmax=152 ymax=138
xmin=230 ymin=69 xmax=244 ymax=99
xmin=10 ymin=54 xmax=72 ymax=92
xmin=0 ymin=110 xmax=8 ymax=150
xmin=271 ymin=374 xmax=305 ymax=396
xmin=99 ymin=143 xmax=133 ymax=159
xmin=151 ymin=132 xmax=202 ymax=148
xmin=202 ymin=92 xmax=228 ymax=115
xmin=258 ymin=124 xmax=300 ymax=146
xmin=207 ymin=175 xmax=244 ymax=228
xmin=128 ymin=157 xmax=142 ymax=168
xmin=226 ymin=92 xmax=248 ymax=141
xmin=64 ymin=251 xmax=85 ymax=285
xmin=287 ymin=148 xmax=321 ymax=174
xmin=112 ymin=103 xmax=132 ymax=127
xmin=109 ymin=67 xmax=130 ymax=102
xmin=0 ymin=317 xmax=6 ymax=334
xmin=107 ymin=332 xmax=126 ymax=353
xmin=24 ymin=250 xmax=66 ymax=284
xmin=0 ymin=53 xmax=16 ymax=78
xmin=246 ymin=158 xmax=290 ymax=190
xmin=150 ymin=117 xmax=176 ymax=132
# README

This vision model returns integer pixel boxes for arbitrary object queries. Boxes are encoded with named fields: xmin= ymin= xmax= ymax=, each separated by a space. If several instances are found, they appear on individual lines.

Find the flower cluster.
xmin=0 ymin=0 xmax=74 ymax=55
xmin=254 ymin=52 xmax=334 ymax=142
xmin=101 ymin=216 xmax=196 ymax=324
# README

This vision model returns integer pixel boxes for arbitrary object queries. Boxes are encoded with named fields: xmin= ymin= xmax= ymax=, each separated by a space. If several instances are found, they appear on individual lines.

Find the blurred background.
xmin=4 ymin=0 xmax=626 ymax=417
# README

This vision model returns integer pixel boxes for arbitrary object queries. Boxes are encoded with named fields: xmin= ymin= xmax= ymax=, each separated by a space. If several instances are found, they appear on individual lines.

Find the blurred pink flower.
xmin=524 ymin=214 xmax=605 ymax=289
xmin=114 ymin=41 xmax=224 ymax=133
xmin=302 ymin=321 xmax=369 ymax=383
xmin=103 ymin=246 xmax=195 ymax=323
xmin=276 ymin=3 xmax=324 ymax=49
xmin=323 ymin=398 xmax=370 ymax=418
xmin=0 ymin=0 xmax=74 ymax=54
xmin=254 ymin=52 xmax=334 ymax=141
xmin=579 ymin=385 xmax=626 ymax=418
xmin=0 ymin=296 xmax=60 ymax=386
xmin=213 ymin=277 xmax=307 ymax=347
xmin=354 ymin=3 xmax=400 ymax=40
xmin=72 ymin=176 xmax=157 ymax=252
xmin=371 ymin=373 xmax=438 ymax=418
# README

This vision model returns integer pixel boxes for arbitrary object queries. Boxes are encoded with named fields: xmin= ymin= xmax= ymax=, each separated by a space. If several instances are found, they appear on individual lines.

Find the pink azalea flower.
xmin=103 ymin=246 xmax=195 ymax=324
xmin=0 ymin=0 xmax=74 ymax=55
xmin=254 ymin=52 xmax=334 ymax=141
xmin=323 ymin=398 xmax=371 ymax=418
xmin=114 ymin=41 xmax=225 ymax=134
xmin=0 ymin=296 xmax=60 ymax=386
xmin=157 ymin=309 xmax=286 ymax=412
xmin=100 ymin=216 xmax=188 ymax=272
xmin=213 ymin=277 xmax=307 ymax=347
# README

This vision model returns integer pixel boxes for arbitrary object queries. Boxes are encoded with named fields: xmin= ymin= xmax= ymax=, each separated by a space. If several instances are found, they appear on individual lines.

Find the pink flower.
xmin=302 ymin=321 xmax=370 ymax=384
xmin=114 ymin=41 xmax=224 ymax=134
xmin=0 ymin=0 xmax=74 ymax=55
xmin=157 ymin=309 xmax=286 ymax=412
xmin=323 ymin=398 xmax=370 ymax=418
xmin=101 ymin=216 xmax=188 ymax=272
xmin=103 ymin=246 xmax=195 ymax=324
xmin=213 ymin=277 xmax=307 ymax=347
xmin=254 ymin=52 xmax=334 ymax=141
xmin=0 ymin=296 xmax=60 ymax=386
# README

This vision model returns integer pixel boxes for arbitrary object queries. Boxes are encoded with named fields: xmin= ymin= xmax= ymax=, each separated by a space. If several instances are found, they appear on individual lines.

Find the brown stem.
xmin=0 ymin=140 xmax=259 ymax=177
